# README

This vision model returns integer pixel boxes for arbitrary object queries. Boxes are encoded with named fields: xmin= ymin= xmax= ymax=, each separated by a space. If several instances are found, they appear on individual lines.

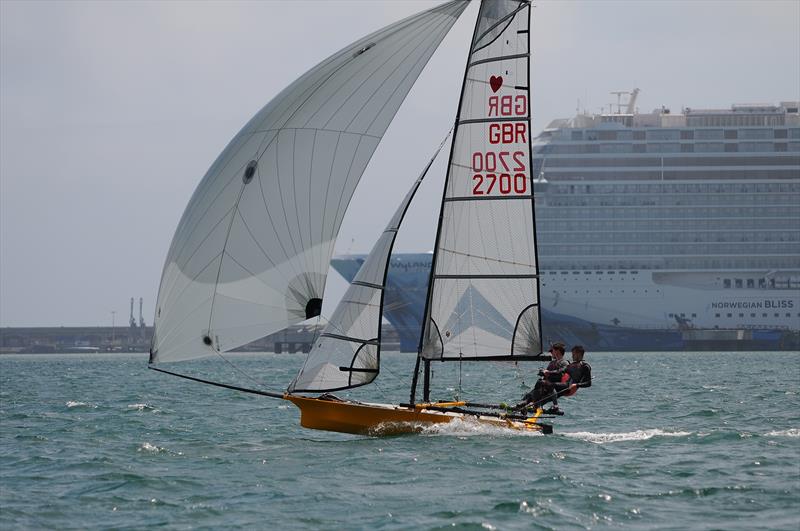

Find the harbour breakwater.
xmin=0 ymin=325 xmax=401 ymax=355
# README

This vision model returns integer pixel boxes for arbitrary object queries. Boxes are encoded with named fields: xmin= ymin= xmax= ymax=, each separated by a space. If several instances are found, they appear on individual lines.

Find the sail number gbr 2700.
xmin=471 ymin=92 xmax=529 ymax=196
xmin=471 ymin=150 xmax=527 ymax=195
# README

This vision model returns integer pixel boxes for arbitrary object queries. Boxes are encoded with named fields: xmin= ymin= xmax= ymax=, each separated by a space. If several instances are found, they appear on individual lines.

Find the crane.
xmin=129 ymin=297 xmax=136 ymax=328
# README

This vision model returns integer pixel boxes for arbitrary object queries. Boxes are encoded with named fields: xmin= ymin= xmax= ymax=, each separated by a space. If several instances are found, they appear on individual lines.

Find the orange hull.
xmin=285 ymin=395 xmax=548 ymax=435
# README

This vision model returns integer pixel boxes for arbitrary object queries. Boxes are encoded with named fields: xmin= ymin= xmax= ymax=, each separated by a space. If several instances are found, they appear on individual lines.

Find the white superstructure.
xmin=533 ymin=98 xmax=800 ymax=334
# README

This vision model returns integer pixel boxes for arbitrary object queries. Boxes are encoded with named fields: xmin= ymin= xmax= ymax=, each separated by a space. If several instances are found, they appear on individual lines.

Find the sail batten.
xmin=421 ymin=0 xmax=542 ymax=362
xmin=151 ymin=1 xmax=468 ymax=364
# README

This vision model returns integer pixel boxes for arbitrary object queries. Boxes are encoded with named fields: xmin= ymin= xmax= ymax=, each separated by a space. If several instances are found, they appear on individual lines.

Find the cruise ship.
xmin=333 ymin=96 xmax=800 ymax=351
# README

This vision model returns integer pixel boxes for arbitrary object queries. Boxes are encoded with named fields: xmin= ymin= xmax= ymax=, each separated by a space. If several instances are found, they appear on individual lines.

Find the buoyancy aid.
xmin=560 ymin=372 xmax=578 ymax=397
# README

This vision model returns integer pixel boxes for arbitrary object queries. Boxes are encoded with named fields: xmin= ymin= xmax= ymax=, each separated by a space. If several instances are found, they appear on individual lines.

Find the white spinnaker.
xmin=151 ymin=1 xmax=468 ymax=364
xmin=290 ymin=134 xmax=451 ymax=393
xmin=422 ymin=0 xmax=542 ymax=361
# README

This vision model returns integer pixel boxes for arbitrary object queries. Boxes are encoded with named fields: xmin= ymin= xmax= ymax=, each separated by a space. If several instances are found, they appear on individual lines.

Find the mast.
xmin=412 ymin=0 xmax=486 ymax=405
xmin=414 ymin=0 xmax=543 ymax=401
xmin=525 ymin=2 xmax=543 ymax=349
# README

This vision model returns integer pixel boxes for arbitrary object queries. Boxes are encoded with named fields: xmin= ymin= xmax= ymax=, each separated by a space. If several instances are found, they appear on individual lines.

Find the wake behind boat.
xmin=149 ymin=0 xmax=574 ymax=436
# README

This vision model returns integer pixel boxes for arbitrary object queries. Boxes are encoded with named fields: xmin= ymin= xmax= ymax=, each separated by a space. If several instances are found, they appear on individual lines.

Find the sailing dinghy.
xmin=150 ymin=0 xmax=555 ymax=435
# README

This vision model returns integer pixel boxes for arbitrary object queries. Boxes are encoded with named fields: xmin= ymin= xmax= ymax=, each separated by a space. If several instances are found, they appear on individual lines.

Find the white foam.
xmin=562 ymin=429 xmax=691 ymax=444
xmin=420 ymin=417 xmax=544 ymax=437
xmin=127 ymin=403 xmax=157 ymax=412
xmin=138 ymin=442 xmax=164 ymax=453
xmin=65 ymin=401 xmax=95 ymax=408
xmin=765 ymin=428 xmax=800 ymax=437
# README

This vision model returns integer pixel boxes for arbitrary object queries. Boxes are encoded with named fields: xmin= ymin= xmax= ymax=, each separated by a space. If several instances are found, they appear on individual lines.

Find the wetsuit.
xmin=518 ymin=357 xmax=567 ymax=408
xmin=518 ymin=360 xmax=591 ymax=410
xmin=565 ymin=360 xmax=592 ymax=389
xmin=544 ymin=358 xmax=568 ymax=383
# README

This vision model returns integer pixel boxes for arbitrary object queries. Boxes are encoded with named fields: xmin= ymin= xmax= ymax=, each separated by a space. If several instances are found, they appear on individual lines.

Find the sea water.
xmin=1 ymin=351 xmax=798 ymax=530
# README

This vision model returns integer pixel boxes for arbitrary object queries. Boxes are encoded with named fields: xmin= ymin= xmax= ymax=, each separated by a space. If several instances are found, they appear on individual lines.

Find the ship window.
xmin=727 ymin=313 xmax=732 ymax=318
xmin=747 ymin=279 xmax=755 ymax=288
xmin=750 ymin=313 xmax=756 ymax=318
xmin=723 ymin=279 xmax=731 ymax=288
xmin=739 ymin=313 xmax=744 ymax=318
xmin=787 ymin=313 xmax=791 ymax=318
xmin=735 ymin=279 xmax=743 ymax=288
xmin=697 ymin=129 xmax=723 ymax=140
xmin=774 ymin=129 xmax=788 ymax=139
xmin=715 ymin=313 xmax=720 ymax=318
xmin=668 ymin=313 xmax=673 ymax=317
xmin=692 ymin=313 xmax=697 ymax=318
xmin=763 ymin=313 xmax=767 ymax=318
xmin=774 ymin=313 xmax=779 ymax=318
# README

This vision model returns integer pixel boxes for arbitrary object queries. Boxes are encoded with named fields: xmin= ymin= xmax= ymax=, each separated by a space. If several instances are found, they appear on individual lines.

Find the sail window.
xmin=305 ymin=298 xmax=322 ymax=319
xmin=242 ymin=160 xmax=257 ymax=184
xmin=202 ymin=335 xmax=213 ymax=346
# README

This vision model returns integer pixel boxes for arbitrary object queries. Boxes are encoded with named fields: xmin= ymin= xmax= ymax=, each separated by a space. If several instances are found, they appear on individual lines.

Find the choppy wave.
xmin=65 ymin=401 xmax=96 ymax=409
xmin=137 ymin=442 xmax=164 ymax=453
xmin=127 ymin=403 xmax=158 ymax=412
xmin=562 ymin=429 xmax=691 ymax=444
xmin=765 ymin=428 xmax=800 ymax=437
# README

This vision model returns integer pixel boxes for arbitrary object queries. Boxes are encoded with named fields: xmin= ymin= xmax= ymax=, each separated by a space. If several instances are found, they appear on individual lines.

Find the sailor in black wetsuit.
xmin=517 ymin=344 xmax=591 ymax=413
xmin=564 ymin=345 xmax=592 ymax=391
xmin=517 ymin=342 xmax=567 ymax=410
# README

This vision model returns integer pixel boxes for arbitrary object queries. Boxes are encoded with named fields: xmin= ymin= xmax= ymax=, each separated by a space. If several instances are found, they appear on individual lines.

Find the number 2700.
xmin=472 ymin=173 xmax=527 ymax=195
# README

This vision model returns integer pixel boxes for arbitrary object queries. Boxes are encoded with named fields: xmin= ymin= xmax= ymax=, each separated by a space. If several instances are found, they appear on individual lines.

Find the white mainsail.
xmin=150 ymin=1 xmax=468 ymax=364
xmin=290 ymin=134 xmax=451 ymax=392
xmin=421 ymin=0 xmax=542 ymax=361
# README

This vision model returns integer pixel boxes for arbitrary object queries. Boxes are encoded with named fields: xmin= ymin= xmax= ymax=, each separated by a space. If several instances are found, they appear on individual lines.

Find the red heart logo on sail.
xmin=489 ymin=75 xmax=503 ymax=93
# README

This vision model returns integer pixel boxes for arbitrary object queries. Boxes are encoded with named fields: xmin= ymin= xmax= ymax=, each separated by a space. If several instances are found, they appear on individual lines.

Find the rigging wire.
xmin=213 ymin=349 xmax=273 ymax=391
xmin=456 ymin=355 xmax=463 ymax=400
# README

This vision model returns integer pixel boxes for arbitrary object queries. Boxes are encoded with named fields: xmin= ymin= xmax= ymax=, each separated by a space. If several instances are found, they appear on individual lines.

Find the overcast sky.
xmin=1 ymin=0 xmax=798 ymax=327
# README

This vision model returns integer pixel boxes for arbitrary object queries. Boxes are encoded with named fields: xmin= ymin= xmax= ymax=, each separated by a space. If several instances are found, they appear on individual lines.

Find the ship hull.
xmin=285 ymin=395 xmax=549 ymax=435
xmin=332 ymin=256 xmax=800 ymax=351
